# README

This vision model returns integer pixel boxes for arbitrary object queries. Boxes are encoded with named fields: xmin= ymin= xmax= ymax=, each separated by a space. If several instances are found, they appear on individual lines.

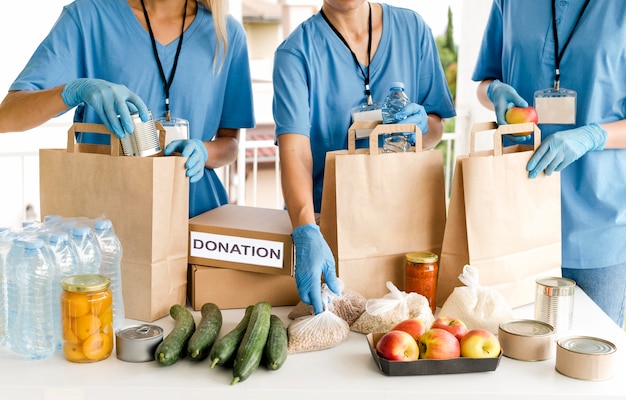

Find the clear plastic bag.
xmin=288 ymin=280 xmax=366 ymax=326
xmin=439 ymin=265 xmax=515 ymax=334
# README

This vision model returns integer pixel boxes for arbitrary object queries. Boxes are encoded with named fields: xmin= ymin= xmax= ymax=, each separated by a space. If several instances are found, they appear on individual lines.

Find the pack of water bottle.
xmin=0 ymin=215 xmax=124 ymax=360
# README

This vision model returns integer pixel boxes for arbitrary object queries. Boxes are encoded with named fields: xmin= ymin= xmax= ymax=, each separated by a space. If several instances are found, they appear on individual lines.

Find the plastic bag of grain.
xmin=288 ymin=280 xmax=366 ymax=325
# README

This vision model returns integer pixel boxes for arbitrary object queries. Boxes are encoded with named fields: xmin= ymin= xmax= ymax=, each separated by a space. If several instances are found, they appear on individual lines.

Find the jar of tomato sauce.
xmin=404 ymin=251 xmax=439 ymax=314
xmin=61 ymin=274 xmax=113 ymax=363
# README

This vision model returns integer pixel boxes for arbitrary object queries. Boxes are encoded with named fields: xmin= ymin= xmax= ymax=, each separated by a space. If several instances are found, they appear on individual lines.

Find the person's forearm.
xmin=422 ymin=114 xmax=444 ymax=150
xmin=477 ymin=79 xmax=495 ymax=110
xmin=204 ymin=128 xmax=239 ymax=169
xmin=277 ymin=134 xmax=317 ymax=229
xmin=0 ymin=87 xmax=69 ymax=133
xmin=601 ymin=119 xmax=626 ymax=149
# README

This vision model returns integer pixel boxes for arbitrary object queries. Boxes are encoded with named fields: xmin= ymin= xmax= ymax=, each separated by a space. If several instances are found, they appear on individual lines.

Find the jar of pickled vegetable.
xmin=405 ymin=251 xmax=439 ymax=314
xmin=61 ymin=274 xmax=113 ymax=362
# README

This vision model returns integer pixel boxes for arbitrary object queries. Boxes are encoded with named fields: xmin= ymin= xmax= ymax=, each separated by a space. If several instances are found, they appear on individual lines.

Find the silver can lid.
xmin=116 ymin=324 xmax=163 ymax=362
xmin=557 ymin=336 xmax=616 ymax=355
xmin=536 ymin=277 xmax=576 ymax=296
xmin=499 ymin=319 xmax=554 ymax=337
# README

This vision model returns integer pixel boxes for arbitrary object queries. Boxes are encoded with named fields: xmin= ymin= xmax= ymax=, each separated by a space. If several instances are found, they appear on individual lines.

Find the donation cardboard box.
xmin=188 ymin=265 xmax=299 ymax=310
xmin=188 ymin=205 xmax=294 ymax=276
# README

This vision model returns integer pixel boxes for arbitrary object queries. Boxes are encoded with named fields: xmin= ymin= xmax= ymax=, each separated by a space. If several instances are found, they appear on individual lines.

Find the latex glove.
xmin=394 ymin=103 xmax=429 ymax=134
xmin=62 ymin=78 xmax=149 ymax=138
xmin=164 ymin=139 xmax=208 ymax=183
xmin=487 ymin=79 xmax=528 ymax=126
xmin=292 ymin=224 xmax=341 ymax=314
xmin=527 ymin=123 xmax=607 ymax=178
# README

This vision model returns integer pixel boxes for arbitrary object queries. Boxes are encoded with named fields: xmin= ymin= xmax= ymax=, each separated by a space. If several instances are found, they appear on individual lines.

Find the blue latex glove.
xmin=163 ymin=139 xmax=208 ymax=183
xmin=62 ymin=78 xmax=149 ymax=138
xmin=527 ymin=123 xmax=607 ymax=178
xmin=394 ymin=103 xmax=429 ymax=134
xmin=487 ymin=79 xmax=528 ymax=126
xmin=292 ymin=223 xmax=341 ymax=314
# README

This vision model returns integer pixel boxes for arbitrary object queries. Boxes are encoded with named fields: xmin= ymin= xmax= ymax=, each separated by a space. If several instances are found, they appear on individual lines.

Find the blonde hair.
xmin=201 ymin=0 xmax=228 ymax=71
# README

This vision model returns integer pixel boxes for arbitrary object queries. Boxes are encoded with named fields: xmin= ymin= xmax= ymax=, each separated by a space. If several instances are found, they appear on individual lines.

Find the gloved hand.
xmin=62 ymin=78 xmax=149 ymax=138
xmin=527 ymin=123 xmax=607 ymax=178
xmin=487 ymin=79 xmax=528 ymax=126
xmin=394 ymin=103 xmax=429 ymax=134
xmin=292 ymin=223 xmax=341 ymax=314
xmin=164 ymin=139 xmax=208 ymax=183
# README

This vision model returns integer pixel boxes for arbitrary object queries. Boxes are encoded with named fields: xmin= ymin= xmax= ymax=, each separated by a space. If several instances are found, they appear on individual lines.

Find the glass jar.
xmin=60 ymin=274 xmax=113 ymax=363
xmin=404 ymin=251 xmax=439 ymax=314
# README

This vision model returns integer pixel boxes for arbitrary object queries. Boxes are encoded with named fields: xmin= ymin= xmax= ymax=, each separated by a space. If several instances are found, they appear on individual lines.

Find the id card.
xmin=351 ymin=102 xmax=382 ymax=139
xmin=156 ymin=117 xmax=190 ymax=148
xmin=534 ymin=88 xmax=577 ymax=125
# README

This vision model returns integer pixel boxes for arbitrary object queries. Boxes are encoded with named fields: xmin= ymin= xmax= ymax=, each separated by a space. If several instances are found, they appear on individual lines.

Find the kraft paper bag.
xmin=39 ymin=123 xmax=189 ymax=322
xmin=320 ymin=121 xmax=447 ymax=299
xmin=436 ymin=122 xmax=562 ymax=308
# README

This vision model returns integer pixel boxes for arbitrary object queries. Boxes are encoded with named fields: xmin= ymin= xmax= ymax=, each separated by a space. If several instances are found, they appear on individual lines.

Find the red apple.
xmin=375 ymin=330 xmax=419 ymax=361
xmin=418 ymin=328 xmax=461 ymax=360
xmin=460 ymin=329 xmax=501 ymax=358
xmin=505 ymin=106 xmax=538 ymax=136
xmin=390 ymin=318 xmax=428 ymax=341
xmin=431 ymin=316 xmax=468 ymax=341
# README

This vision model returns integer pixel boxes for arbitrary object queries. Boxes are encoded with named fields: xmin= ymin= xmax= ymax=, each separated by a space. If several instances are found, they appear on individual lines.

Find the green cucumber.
xmin=263 ymin=314 xmax=288 ymax=370
xmin=187 ymin=303 xmax=223 ymax=361
xmin=209 ymin=305 xmax=254 ymax=368
xmin=231 ymin=301 xmax=272 ymax=385
xmin=154 ymin=304 xmax=196 ymax=366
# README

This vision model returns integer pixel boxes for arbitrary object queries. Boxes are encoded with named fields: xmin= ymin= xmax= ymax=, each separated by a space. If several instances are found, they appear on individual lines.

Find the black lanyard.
xmin=320 ymin=3 xmax=373 ymax=105
xmin=551 ymin=0 xmax=590 ymax=90
xmin=140 ymin=0 xmax=188 ymax=121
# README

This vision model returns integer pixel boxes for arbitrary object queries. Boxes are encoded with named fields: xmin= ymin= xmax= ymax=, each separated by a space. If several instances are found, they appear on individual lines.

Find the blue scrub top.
xmin=472 ymin=0 xmax=626 ymax=269
xmin=11 ymin=0 xmax=255 ymax=218
xmin=273 ymin=3 xmax=456 ymax=213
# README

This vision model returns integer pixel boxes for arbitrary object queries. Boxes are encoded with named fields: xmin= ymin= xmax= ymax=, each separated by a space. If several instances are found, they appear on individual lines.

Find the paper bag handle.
xmin=66 ymin=122 xmax=166 ymax=156
xmin=347 ymin=121 xmax=422 ymax=155
xmin=470 ymin=121 xmax=540 ymax=156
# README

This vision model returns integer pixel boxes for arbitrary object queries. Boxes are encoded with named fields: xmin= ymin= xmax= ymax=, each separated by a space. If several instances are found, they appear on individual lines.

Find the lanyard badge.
xmin=534 ymin=0 xmax=589 ymax=125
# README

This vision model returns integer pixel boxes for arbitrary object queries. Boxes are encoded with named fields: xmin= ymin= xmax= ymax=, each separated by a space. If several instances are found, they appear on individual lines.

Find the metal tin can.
xmin=115 ymin=324 xmax=163 ymax=362
xmin=404 ymin=251 xmax=439 ymax=314
xmin=498 ymin=319 xmax=555 ymax=361
xmin=556 ymin=336 xmax=617 ymax=381
xmin=61 ymin=274 xmax=113 ymax=363
xmin=534 ymin=277 xmax=575 ymax=337
xmin=120 ymin=111 xmax=162 ymax=157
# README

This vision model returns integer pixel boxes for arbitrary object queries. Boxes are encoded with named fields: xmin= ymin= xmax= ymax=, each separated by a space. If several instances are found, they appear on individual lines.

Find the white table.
xmin=1 ymin=287 xmax=624 ymax=400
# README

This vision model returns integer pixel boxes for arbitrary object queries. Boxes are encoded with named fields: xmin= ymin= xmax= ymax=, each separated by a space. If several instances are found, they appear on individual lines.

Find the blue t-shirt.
xmin=272 ymin=3 xmax=456 ymax=213
xmin=11 ymin=0 xmax=255 ymax=218
xmin=472 ymin=0 xmax=626 ymax=269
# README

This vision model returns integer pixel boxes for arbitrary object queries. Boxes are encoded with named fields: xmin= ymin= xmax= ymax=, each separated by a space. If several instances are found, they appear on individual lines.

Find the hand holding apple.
xmin=460 ymin=329 xmax=501 ymax=358
xmin=418 ymin=328 xmax=461 ymax=360
xmin=505 ymin=106 xmax=539 ymax=136
xmin=376 ymin=330 xmax=420 ymax=361
xmin=390 ymin=318 xmax=427 ymax=341
xmin=431 ymin=317 xmax=468 ymax=341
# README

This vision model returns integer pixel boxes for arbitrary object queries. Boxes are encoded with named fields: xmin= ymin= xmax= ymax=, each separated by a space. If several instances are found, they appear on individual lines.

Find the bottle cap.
xmin=93 ymin=219 xmax=113 ymax=231
xmin=72 ymin=225 xmax=92 ymax=237
xmin=24 ymin=238 xmax=44 ymax=250
xmin=61 ymin=274 xmax=111 ymax=292
xmin=390 ymin=81 xmax=405 ymax=90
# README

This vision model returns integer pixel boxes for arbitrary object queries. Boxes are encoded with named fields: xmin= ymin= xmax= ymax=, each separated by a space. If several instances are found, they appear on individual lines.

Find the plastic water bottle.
xmin=93 ymin=219 xmax=125 ymax=331
xmin=70 ymin=225 xmax=101 ymax=274
xmin=0 ymin=228 xmax=15 ymax=350
xmin=12 ymin=238 xmax=57 ymax=360
xmin=381 ymin=82 xmax=412 ymax=153
xmin=48 ymin=232 xmax=81 ymax=348
xmin=3 ymin=237 xmax=27 ymax=352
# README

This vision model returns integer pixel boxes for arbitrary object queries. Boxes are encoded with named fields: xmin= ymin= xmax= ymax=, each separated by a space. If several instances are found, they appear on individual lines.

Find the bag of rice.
xmin=288 ymin=280 xmax=366 ymax=325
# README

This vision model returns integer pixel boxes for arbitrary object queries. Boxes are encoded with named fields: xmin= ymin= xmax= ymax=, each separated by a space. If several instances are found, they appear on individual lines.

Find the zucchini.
xmin=209 ymin=305 xmax=253 ymax=368
xmin=263 ymin=314 xmax=288 ymax=370
xmin=187 ymin=302 xmax=223 ymax=361
xmin=154 ymin=304 xmax=196 ymax=366
xmin=231 ymin=301 xmax=272 ymax=385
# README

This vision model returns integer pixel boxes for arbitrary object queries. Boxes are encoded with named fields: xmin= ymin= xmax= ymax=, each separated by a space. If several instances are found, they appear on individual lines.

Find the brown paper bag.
xmin=39 ymin=123 xmax=189 ymax=321
xmin=436 ymin=122 xmax=562 ymax=308
xmin=320 ymin=121 xmax=447 ymax=299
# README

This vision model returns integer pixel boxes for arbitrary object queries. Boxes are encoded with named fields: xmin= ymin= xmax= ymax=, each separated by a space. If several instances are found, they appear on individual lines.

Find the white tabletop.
xmin=1 ymin=286 xmax=624 ymax=400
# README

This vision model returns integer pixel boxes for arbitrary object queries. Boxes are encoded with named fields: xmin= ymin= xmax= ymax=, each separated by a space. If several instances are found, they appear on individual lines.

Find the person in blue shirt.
xmin=473 ymin=0 xmax=626 ymax=327
xmin=0 ymin=0 xmax=255 ymax=218
xmin=273 ymin=0 xmax=456 ymax=314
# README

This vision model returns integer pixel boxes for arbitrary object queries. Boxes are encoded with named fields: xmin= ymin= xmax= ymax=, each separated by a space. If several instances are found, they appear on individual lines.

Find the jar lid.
xmin=557 ymin=336 xmax=616 ymax=355
xmin=499 ymin=319 xmax=554 ymax=337
xmin=536 ymin=277 xmax=576 ymax=296
xmin=61 ymin=274 xmax=110 ymax=292
xmin=406 ymin=251 xmax=438 ymax=263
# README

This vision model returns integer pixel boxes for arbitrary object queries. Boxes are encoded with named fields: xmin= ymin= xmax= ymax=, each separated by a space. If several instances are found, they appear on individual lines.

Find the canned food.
xmin=556 ymin=336 xmax=616 ymax=381
xmin=119 ymin=110 xmax=162 ymax=157
xmin=534 ymin=277 xmax=575 ymax=337
xmin=404 ymin=251 xmax=439 ymax=314
xmin=116 ymin=324 xmax=163 ymax=362
xmin=498 ymin=319 xmax=555 ymax=361
xmin=61 ymin=274 xmax=113 ymax=363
